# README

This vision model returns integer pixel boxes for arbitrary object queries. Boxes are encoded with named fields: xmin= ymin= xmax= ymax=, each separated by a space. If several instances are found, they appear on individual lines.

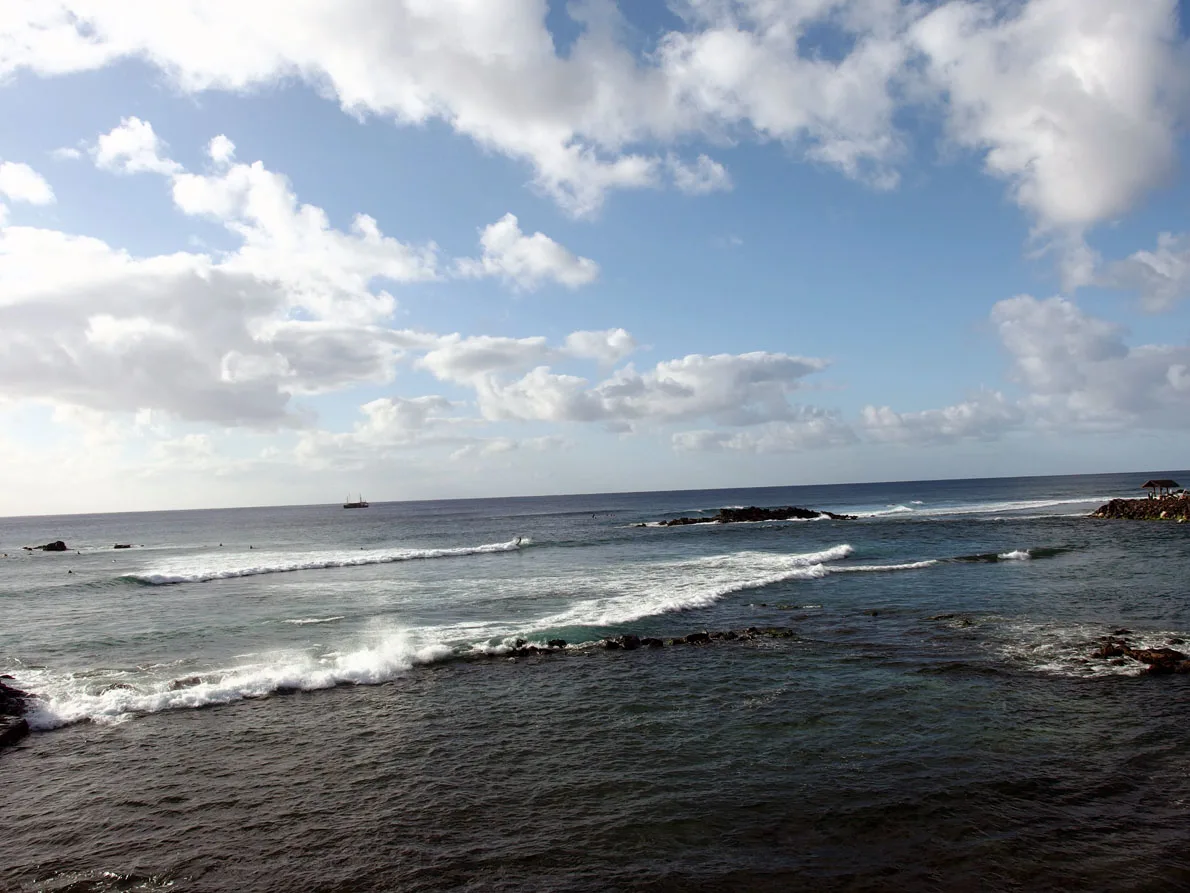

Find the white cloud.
xmin=456 ymin=213 xmax=599 ymax=290
xmin=468 ymin=351 xmax=831 ymax=428
xmin=1100 ymin=232 xmax=1190 ymax=312
xmin=667 ymin=153 xmax=732 ymax=194
xmin=673 ymin=411 xmax=857 ymax=453
xmin=859 ymin=392 xmax=1024 ymax=444
xmin=990 ymin=294 xmax=1190 ymax=429
xmin=207 ymin=134 xmax=235 ymax=164
xmin=92 ymin=116 xmax=182 ymax=175
xmin=4 ymin=0 xmax=1183 ymax=239
xmin=911 ymin=0 xmax=1183 ymax=279
xmin=563 ymin=328 xmax=636 ymax=364
xmin=172 ymin=158 xmax=439 ymax=323
xmin=51 ymin=147 xmax=82 ymax=161
xmin=0 ymin=161 xmax=55 ymax=204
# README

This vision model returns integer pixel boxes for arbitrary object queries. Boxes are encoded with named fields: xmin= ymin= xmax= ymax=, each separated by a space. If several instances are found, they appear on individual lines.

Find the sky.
xmin=2 ymin=0 xmax=1190 ymax=514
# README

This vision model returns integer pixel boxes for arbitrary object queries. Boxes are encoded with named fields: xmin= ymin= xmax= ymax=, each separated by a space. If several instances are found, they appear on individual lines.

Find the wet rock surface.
xmin=1090 ymin=637 xmax=1190 ymax=675
xmin=0 ymin=679 xmax=31 ymax=749
xmin=1092 ymin=494 xmax=1190 ymax=521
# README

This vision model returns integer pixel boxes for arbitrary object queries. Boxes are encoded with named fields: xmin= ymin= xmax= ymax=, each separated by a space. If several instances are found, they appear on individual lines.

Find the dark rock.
xmin=168 ymin=676 xmax=203 ymax=691
xmin=101 ymin=683 xmax=136 ymax=694
xmin=602 ymin=639 xmax=622 ymax=650
xmin=0 ymin=680 xmax=30 ymax=750
xmin=641 ymin=637 xmax=665 ymax=648
xmin=684 ymin=632 xmax=711 ymax=645
xmin=658 ymin=505 xmax=857 ymax=526
xmin=28 ymin=540 xmax=68 ymax=552
xmin=1092 ymin=494 xmax=1190 ymax=521
xmin=1090 ymin=639 xmax=1188 ymax=674
xmin=620 ymin=634 xmax=641 ymax=651
xmin=113 ymin=543 xmax=132 ymax=549
xmin=0 ymin=716 xmax=29 ymax=748
xmin=547 ymin=639 xmax=567 ymax=649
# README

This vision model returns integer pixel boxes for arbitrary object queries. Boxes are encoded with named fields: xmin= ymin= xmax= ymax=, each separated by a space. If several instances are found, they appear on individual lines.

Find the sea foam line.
xmin=125 ymin=538 xmax=528 ymax=585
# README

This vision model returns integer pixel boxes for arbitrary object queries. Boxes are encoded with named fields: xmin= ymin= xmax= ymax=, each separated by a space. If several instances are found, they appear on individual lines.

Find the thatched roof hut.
xmin=1141 ymin=479 xmax=1180 ymax=497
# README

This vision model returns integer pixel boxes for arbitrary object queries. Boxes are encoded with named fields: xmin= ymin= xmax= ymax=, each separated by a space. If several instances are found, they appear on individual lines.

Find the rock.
xmin=620 ymin=634 xmax=641 ymax=651
xmin=547 ymin=639 xmax=567 ymax=649
xmin=1090 ymin=638 xmax=1188 ymax=674
xmin=28 ymin=540 xmax=68 ymax=552
xmin=602 ymin=639 xmax=622 ymax=650
xmin=101 ymin=683 xmax=136 ymax=694
xmin=1091 ymin=494 xmax=1190 ymax=522
xmin=113 ymin=544 xmax=132 ymax=549
xmin=683 ymin=632 xmax=711 ymax=645
xmin=641 ymin=637 xmax=665 ymax=648
xmin=168 ymin=676 xmax=203 ymax=690
xmin=658 ymin=505 xmax=857 ymax=526
xmin=0 ymin=680 xmax=30 ymax=750
xmin=0 ymin=716 xmax=29 ymax=748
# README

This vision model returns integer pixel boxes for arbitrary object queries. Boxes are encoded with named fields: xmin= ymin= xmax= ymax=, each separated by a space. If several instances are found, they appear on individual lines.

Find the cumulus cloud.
xmin=667 ymin=154 xmax=732 ymax=195
xmin=207 ymin=134 xmax=235 ymax=164
xmin=455 ymin=213 xmax=599 ymax=290
xmin=0 ymin=161 xmax=55 ymax=205
xmin=673 ymin=411 xmax=857 ymax=453
xmin=990 ymin=294 xmax=1190 ymax=429
xmin=92 ymin=116 xmax=182 ymax=175
xmin=6 ymin=0 xmax=1180 ymax=232
xmin=860 ymin=393 xmax=1024 ymax=444
xmin=1100 ymin=232 xmax=1190 ymax=312
xmin=467 ymin=351 xmax=831 ymax=428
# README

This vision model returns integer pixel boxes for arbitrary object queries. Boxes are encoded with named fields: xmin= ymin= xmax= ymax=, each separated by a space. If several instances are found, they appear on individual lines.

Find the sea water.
xmin=2 ymin=472 xmax=1189 ymax=891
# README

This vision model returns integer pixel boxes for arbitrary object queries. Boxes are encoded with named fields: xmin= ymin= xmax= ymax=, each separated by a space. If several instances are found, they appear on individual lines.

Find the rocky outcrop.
xmin=652 ymin=506 xmax=857 ymax=527
xmin=0 ymin=678 xmax=31 ymax=749
xmin=1091 ymin=637 xmax=1190 ymax=675
xmin=23 ymin=540 xmax=68 ymax=552
xmin=1092 ymin=494 xmax=1190 ymax=521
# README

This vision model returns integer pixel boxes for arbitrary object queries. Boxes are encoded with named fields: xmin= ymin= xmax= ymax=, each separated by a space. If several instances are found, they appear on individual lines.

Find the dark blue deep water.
xmin=3 ymin=472 xmax=1189 ymax=891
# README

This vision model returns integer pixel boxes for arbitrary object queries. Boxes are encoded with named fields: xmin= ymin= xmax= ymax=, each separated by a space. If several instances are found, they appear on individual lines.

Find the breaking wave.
xmin=954 ymin=546 xmax=1074 ymax=563
xmin=124 ymin=539 xmax=529 ymax=585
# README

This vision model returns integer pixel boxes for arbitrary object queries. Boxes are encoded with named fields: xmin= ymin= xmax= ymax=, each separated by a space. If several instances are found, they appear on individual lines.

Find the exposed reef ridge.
xmin=1091 ymin=494 xmax=1190 ymax=521
xmin=641 ymin=506 xmax=857 ymax=527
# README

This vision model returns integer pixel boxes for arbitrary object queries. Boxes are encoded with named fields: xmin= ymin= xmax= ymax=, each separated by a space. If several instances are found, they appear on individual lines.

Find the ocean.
xmin=2 ymin=471 xmax=1189 ymax=892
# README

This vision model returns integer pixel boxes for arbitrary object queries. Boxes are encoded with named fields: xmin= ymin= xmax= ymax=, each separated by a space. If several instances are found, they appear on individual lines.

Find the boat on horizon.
xmin=343 ymin=494 xmax=370 ymax=509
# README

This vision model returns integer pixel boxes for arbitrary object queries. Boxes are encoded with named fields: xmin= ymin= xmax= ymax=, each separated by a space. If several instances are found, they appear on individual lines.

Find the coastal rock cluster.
xmin=1090 ymin=635 xmax=1190 ymax=675
xmin=23 ymin=540 xmax=68 ymax=552
xmin=646 ymin=506 xmax=856 ymax=527
xmin=501 ymin=626 xmax=797 ymax=657
xmin=1091 ymin=495 xmax=1190 ymax=521
xmin=0 ymin=678 xmax=30 ymax=748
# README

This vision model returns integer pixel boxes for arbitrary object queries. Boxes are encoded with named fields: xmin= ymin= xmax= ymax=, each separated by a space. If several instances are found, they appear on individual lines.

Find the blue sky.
xmin=2 ymin=0 xmax=1190 ymax=514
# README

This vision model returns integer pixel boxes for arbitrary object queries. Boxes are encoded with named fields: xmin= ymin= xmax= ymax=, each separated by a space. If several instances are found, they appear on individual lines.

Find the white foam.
xmin=832 ymin=560 xmax=938 ymax=573
xmin=282 ymin=616 xmax=344 ymax=625
xmin=126 ymin=538 xmax=527 ymax=585
xmin=997 ymin=550 xmax=1031 ymax=561
xmin=22 ymin=631 xmax=453 ymax=730
xmin=856 ymin=505 xmax=915 ymax=518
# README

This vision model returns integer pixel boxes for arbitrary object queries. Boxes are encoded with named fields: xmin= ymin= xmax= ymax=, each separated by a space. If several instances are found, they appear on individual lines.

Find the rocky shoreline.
xmin=1091 ymin=494 xmax=1190 ymax=521
xmin=640 ymin=505 xmax=857 ymax=527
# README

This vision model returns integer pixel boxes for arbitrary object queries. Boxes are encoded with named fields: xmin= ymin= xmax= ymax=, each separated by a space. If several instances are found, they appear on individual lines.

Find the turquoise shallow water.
xmin=2 ymin=472 xmax=1190 ymax=891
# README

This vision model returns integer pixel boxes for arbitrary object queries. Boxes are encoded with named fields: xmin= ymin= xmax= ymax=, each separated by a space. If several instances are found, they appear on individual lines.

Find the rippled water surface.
xmin=3 ymin=472 xmax=1190 ymax=891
